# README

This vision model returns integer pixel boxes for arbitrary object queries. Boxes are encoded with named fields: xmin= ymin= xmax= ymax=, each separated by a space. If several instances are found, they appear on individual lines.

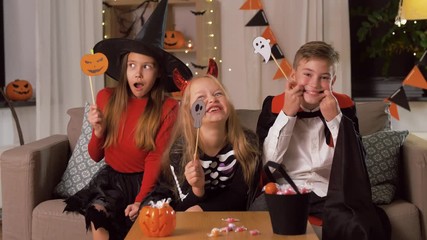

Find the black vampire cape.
xmin=256 ymin=92 xmax=390 ymax=240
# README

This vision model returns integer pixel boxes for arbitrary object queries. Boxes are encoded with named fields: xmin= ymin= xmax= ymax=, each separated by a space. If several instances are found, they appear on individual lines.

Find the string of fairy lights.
xmin=101 ymin=0 xmax=224 ymax=76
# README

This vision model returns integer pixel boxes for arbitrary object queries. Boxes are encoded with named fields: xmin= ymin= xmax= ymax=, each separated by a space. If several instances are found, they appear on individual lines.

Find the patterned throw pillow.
xmin=362 ymin=130 xmax=408 ymax=205
xmin=54 ymin=103 xmax=106 ymax=198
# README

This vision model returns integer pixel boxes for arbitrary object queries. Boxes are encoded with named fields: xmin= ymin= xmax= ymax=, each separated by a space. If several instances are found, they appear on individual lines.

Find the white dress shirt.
xmin=263 ymin=107 xmax=342 ymax=197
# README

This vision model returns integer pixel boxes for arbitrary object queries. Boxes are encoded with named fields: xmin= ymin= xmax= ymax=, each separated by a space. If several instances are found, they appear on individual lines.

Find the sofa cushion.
xmin=362 ymin=130 xmax=409 ymax=204
xmin=55 ymin=103 xmax=106 ymax=197
xmin=67 ymin=107 xmax=85 ymax=152
xmin=33 ymin=199 xmax=92 ymax=240
xmin=379 ymin=200 xmax=421 ymax=240
xmin=355 ymin=101 xmax=391 ymax=136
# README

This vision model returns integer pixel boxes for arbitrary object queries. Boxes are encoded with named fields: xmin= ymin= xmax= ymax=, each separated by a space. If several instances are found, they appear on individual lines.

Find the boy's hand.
xmin=184 ymin=158 xmax=205 ymax=197
xmin=282 ymin=81 xmax=303 ymax=116
xmin=320 ymin=90 xmax=340 ymax=122
xmin=87 ymin=104 xmax=104 ymax=138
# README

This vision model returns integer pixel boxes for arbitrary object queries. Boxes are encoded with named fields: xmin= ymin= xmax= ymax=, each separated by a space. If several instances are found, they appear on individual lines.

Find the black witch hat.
xmin=93 ymin=0 xmax=192 ymax=92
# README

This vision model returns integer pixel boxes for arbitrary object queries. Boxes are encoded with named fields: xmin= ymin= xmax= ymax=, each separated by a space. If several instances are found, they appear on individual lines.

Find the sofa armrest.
xmin=401 ymin=133 xmax=427 ymax=239
xmin=0 ymin=134 xmax=70 ymax=240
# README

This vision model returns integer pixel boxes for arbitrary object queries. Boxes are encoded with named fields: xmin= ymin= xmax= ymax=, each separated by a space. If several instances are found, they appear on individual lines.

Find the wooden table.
xmin=126 ymin=211 xmax=319 ymax=240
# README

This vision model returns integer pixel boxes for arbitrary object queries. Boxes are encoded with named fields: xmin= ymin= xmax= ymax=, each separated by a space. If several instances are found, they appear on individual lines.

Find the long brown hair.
xmin=163 ymin=75 xmax=259 ymax=187
xmin=102 ymin=53 xmax=166 ymax=150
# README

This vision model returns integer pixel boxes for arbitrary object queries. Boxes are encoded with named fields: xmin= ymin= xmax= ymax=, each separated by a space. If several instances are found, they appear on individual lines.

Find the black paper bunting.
xmin=241 ymin=1 xmax=291 ymax=80
xmin=269 ymin=44 xmax=284 ymax=61
xmin=388 ymin=86 xmax=411 ymax=111
xmin=386 ymin=50 xmax=427 ymax=120
xmin=246 ymin=10 xmax=269 ymax=26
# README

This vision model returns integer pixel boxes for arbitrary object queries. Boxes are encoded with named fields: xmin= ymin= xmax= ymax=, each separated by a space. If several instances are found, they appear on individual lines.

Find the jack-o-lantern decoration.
xmin=5 ymin=79 xmax=33 ymax=101
xmin=164 ymin=30 xmax=186 ymax=49
xmin=139 ymin=199 xmax=176 ymax=237
xmin=80 ymin=52 xmax=109 ymax=76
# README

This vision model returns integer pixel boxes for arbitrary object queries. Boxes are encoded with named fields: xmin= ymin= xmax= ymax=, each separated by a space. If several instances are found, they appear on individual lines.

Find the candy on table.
xmin=234 ymin=226 xmax=247 ymax=232
xmin=221 ymin=217 xmax=240 ymax=223
xmin=249 ymin=229 xmax=261 ymax=236
xmin=207 ymin=227 xmax=221 ymax=237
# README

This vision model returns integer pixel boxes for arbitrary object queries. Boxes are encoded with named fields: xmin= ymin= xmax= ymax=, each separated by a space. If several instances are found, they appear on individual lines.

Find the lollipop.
xmin=191 ymin=99 xmax=206 ymax=160
xmin=252 ymin=36 xmax=288 ymax=81
xmin=80 ymin=50 xmax=109 ymax=103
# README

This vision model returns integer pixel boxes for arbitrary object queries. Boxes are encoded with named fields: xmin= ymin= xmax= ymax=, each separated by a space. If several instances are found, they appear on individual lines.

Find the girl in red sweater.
xmin=63 ymin=1 xmax=192 ymax=239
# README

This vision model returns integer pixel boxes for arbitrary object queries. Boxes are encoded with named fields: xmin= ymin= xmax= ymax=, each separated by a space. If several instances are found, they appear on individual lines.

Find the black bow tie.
xmin=296 ymin=110 xmax=333 ymax=147
xmin=296 ymin=110 xmax=322 ymax=119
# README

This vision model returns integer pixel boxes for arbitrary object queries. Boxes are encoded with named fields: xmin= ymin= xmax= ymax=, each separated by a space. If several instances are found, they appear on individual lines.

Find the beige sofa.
xmin=1 ymin=102 xmax=427 ymax=240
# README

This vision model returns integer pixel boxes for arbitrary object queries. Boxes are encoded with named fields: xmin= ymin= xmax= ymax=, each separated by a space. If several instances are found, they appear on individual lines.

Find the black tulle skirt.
xmin=64 ymin=165 xmax=143 ymax=240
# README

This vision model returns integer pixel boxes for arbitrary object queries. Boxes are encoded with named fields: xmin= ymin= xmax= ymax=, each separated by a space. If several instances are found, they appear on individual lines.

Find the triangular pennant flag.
xmin=403 ymin=65 xmax=427 ymax=90
xmin=262 ymin=27 xmax=277 ymax=45
xmin=389 ymin=101 xmax=400 ymax=120
xmin=384 ymin=99 xmax=400 ymax=120
xmin=269 ymin=44 xmax=284 ymax=61
xmin=246 ymin=10 xmax=269 ymax=26
xmin=273 ymin=59 xmax=292 ymax=80
xmin=240 ymin=0 xmax=263 ymax=10
xmin=388 ymin=86 xmax=411 ymax=111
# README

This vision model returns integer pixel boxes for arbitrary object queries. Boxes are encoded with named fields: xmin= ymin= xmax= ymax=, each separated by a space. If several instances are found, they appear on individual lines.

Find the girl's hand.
xmin=184 ymin=158 xmax=205 ymax=197
xmin=87 ymin=104 xmax=104 ymax=137
xmin=185 ymin=205 xmax=203 ymax=212
xmin=124 ymin=202 xmax=141 ymax=222
xmin=320 ymin=90 xmax=340 ymax=122
xmin=283 ymin=81 xmax=303 ymax=117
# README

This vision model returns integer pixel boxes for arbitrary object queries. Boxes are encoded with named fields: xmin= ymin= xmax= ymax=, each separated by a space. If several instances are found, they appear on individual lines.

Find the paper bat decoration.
xmin=191 ymin=62 xmax=208 ymax=70
xmin=190 ymin=10 xmax=206 ymax=16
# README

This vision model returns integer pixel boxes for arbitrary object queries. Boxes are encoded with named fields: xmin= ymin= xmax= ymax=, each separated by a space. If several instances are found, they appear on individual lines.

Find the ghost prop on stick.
xmin=191 ymin=99 xmax=206 ymax=160
xmin=252 ymin=36 xmax=288 ymax=81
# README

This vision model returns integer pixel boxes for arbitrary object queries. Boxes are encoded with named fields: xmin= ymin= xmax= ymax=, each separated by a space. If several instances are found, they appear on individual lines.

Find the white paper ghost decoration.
xmin=253 ymin=36 xmax=271 ymax=63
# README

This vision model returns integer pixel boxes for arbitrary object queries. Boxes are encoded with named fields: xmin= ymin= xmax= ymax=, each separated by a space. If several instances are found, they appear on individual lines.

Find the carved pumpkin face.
xmin=80 ymin=52 xmax=109 ymax=76
xmin=164 ymin=30 xmax=186 ymax=49
xmin=5 ymin=79 xmax=33 ymax=101
xmin=139 ymin=201 xmax=176 ymax=237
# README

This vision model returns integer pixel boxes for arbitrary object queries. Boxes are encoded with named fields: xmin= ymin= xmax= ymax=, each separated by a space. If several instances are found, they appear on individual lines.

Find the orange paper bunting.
xmin=240 ymin=0 xmax=263 ymax=10
xmin=273 ymin=59 xmax=292 ymax=80
xmin=388 ymin=101 xmax=400 ymax=120
xmin=262 ymin=27 xmax=277 ymax=45
xmin=402 ymin=65 xmax=427 ymax=90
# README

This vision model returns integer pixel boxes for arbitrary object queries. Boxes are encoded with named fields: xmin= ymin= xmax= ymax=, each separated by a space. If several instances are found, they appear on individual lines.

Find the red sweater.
xmin=88 ymin=88 xmax=178 ymax=202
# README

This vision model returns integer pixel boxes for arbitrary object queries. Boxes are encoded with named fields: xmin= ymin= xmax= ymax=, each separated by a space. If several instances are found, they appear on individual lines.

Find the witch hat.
xmin=322 ymin=116 xmax=391 ymax=239
xmin=93 ymin=0 xmax=192 ymax=92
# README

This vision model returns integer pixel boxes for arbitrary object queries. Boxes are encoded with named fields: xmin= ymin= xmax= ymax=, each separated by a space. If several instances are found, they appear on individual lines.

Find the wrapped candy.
xmin=263 ymin=182 xmax=312 ymax=195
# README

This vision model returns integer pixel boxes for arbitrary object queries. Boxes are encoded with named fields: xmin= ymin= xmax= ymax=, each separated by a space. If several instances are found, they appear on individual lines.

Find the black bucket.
xmin=263 ymin=161 xmax=310 ymax=235
xmin=265 ymin=192 xmax=310 ymax=235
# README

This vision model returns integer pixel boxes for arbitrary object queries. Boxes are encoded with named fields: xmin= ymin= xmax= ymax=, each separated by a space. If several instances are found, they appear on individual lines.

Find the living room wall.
xmin=1 ymin=0 xmax=427 ymax=148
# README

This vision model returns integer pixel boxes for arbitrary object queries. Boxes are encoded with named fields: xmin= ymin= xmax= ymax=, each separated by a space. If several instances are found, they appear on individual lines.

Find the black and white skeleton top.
xmin=143 ymin=130 xmax=260 ymax=211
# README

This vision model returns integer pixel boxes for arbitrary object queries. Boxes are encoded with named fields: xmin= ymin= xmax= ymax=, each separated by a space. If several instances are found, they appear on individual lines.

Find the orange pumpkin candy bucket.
xmin=139 ymin=198 xmax=176 ymax=237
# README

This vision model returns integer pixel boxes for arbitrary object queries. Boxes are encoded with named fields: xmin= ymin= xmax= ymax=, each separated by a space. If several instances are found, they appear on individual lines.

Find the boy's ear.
xmin=290 ymin=68 xmax=297 ymax=82
xmin=331 ymin=75 xmax=336 ymax=86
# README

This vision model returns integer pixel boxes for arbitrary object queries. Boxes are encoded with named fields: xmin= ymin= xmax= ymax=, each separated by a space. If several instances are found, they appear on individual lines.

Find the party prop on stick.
xmin=80 ymin=50 xmax=109 ymax=103
xmin=191 ymin=99 xmax=206 ymax=160
xmin=253 ymin=36 xmax=288 ymax=81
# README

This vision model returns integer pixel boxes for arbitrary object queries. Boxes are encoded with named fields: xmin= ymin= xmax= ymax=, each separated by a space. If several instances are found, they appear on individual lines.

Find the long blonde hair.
xmin=163 ymin=75 xmax=259 ymax=187
xmin=102 ymin=53 xmax=166 ymax=150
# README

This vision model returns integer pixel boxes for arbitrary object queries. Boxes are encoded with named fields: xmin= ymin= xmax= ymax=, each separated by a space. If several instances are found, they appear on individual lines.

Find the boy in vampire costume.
xmin=255 ymin=41 xmax=391 ymax=239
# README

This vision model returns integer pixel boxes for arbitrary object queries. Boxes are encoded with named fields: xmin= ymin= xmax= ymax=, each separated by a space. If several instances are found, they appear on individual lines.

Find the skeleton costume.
xmin=143 ymin=129 xmax=260 ymax=211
